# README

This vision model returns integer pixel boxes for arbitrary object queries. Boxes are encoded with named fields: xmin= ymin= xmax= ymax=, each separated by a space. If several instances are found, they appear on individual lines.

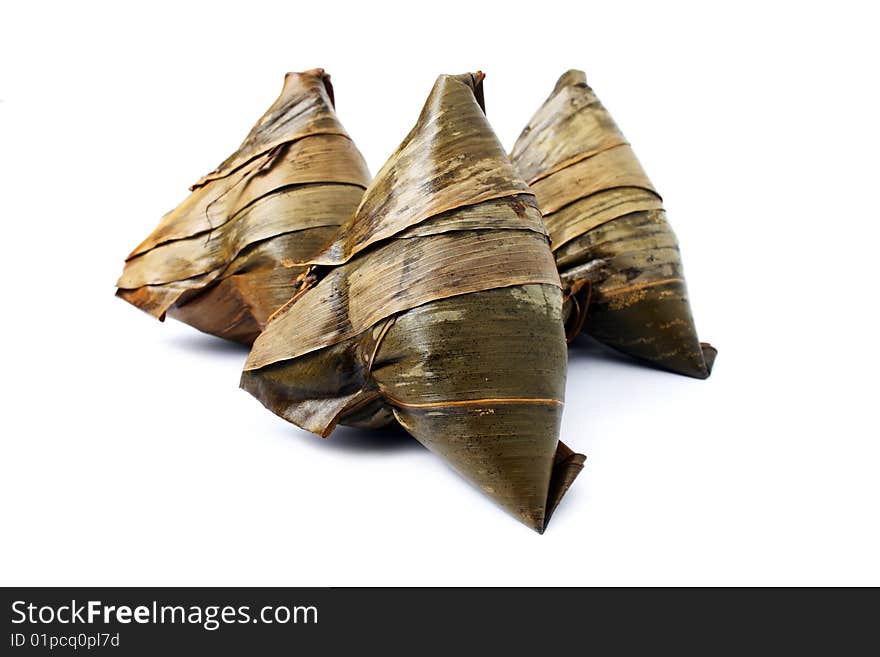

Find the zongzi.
xmin=511 ymin=70 xmax=716 ymax=378
xmin=241 ymin=72 xmax=584 ymax=532
xmin=116 ymin=69 xmax=370 ymax=344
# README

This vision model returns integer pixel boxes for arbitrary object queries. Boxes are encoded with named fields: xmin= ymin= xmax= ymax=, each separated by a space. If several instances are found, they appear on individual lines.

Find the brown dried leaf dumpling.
xmin=241 ymin=73 xmax=584 ymax=532
xmin=116 ymin=69 xmax=370 ymax=344
xmin=511 ymin=70 xmax=716 ymax=378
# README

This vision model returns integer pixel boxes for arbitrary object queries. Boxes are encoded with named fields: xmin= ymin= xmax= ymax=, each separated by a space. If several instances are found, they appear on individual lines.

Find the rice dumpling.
xmin=241 ymin=72 xmax=584 ymax=532
xmin=116 ymin=69 xmax=370 ymax=344
xmin=511 ymin=70 xmax=716 ymax=378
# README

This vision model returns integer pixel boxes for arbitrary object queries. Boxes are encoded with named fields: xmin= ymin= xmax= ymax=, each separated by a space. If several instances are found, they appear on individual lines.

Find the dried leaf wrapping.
xmin=116 ymin=69 xmax=370 ymax=344
xmin=241 ymin=73 xmax=584 ymax=532
xmin=511 ymin=70 xmax=716 ymax=378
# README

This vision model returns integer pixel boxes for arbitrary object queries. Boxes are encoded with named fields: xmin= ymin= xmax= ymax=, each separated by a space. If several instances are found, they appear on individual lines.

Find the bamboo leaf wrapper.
xmin=511 ymin=70 xmax=716 ymax=378
xmin=116 ymin=69 xmax=370 ymax=344
xmin=241 ymin=73 xmax=584 ymax=532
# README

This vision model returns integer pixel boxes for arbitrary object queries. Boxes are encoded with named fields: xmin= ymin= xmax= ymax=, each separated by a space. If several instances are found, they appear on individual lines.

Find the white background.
xmin=1 ymin=1 xmax=878 ymax=586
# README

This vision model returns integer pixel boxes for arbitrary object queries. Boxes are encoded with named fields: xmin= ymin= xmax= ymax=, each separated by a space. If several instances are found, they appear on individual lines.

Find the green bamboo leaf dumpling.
xmin=116 ymin=69 xmax=370 ymax=344
xmin=241 ymin=73 xmax=584 ymax=532
xmin=511 ymin=70 xmax=716 ymax=378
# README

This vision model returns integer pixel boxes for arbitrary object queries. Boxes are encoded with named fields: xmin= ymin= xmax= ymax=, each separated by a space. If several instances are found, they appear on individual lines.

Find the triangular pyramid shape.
xmin=116 ymin=69 xmax=370 ymax=344
xmin=511 ymin=70 xmax=716 ymax=378
xmin=241 ymin=72 xmax=583 ymax=531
